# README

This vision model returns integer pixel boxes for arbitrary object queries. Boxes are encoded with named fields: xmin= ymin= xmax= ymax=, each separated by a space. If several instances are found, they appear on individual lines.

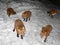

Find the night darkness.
xmin=0 ymin=0 xmax=60 ymax=6
xmin=37 ymin=0 xmax=60 ymax=9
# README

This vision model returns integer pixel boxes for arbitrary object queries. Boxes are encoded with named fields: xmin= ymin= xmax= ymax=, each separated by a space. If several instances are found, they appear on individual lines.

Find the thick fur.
xmin=7 ymin=8 xmax=16 ymax=17
xmin=40 ymin=25 xmax=53 ymax=42
xmin=47 ymin=9 xmax=57 ymax=18
xmin=13 ymin=19 xmax=26 ymax=39
xmin=22 ymin=11 xmax=32 ymax=22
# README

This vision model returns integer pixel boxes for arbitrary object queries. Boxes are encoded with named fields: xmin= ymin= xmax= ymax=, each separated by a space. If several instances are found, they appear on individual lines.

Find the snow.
xmin=0 ymin=1 xmax=60 ymax=45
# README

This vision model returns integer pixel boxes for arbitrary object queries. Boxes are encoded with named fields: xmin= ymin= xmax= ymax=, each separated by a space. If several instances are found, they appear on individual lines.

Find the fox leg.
xmin=51 ymin=15 xmax=54 ymax=18
xmin=29 ymin=18 xmax=30 ymax=21
xmin=25 ymin=18 xmax=27 ymax=22
xmin=49 ymin=14 xmax=50 ymax=16
xmin=8 ymin=13 xmax=10 ymax=17
xmin=44 ymin=36 xmax=47 ymax=42
xmin=23 ymin=18 xmax=27 ymax=22
xmin=17 ymin=34 xmax=19 ymax=37
xmin=13 ymin=11 xmax=16 ymax=14
xmin=23 ymin=18 xmax=25 ymax=21
xmin=13 ymin=28 xmax=15 ymax=32
xmin=21 ymin=35 xmax=23 ymax=39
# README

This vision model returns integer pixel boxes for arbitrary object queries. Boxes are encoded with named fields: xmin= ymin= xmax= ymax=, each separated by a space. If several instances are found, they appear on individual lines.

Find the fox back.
xmin=22 ymin=11 xmax=32 ymax=19
xmin=48 ymin=9 xmax=57 ymax=15
xmin=40 ymin=25 xmax=52 ymax=38
xmin=15 ymin=19 xmax=26 ymax=35
xmin=7 ymin=8 xmax=16 ymax=17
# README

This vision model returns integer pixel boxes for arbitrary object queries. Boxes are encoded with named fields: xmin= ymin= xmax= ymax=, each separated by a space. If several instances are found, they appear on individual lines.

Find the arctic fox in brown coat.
xmin=22 ymin=11 xmax=32 ymax=22
xmin=13 ymin=19 xmax=26 ymax=39
xmin=47 ymin=9 xmax=57 ymax=18
xmin=40 ymin=25 xmax=53 ymax=42
xmin=7 ymin=8 xmax=16 ymax=17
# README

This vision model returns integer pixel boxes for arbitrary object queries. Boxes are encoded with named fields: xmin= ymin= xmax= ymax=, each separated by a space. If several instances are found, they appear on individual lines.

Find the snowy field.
xmin=0 ymin=1 xmax=60 ymax=45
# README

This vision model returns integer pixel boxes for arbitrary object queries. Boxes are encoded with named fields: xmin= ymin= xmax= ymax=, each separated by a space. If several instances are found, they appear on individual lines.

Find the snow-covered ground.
xmin=0 ymin=1 xmax=60 ymax=45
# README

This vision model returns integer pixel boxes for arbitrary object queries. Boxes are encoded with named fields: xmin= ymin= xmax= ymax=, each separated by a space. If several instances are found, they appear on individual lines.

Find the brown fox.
xmin=47 ymin=9 xmax=57 ymax=18
xmin=7 ymin=8 xmax=16 ymax=17
xmin=13 ymin=19 xmax=26 ymax=39
xmin=40 ymin=25 xmax=53 ymax=42
xmin=22 ymin=11 xmax=32 ymax=22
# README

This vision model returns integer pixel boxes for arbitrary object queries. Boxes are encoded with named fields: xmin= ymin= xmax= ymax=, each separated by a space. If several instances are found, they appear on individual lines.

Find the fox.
xmin=40 ymin=25 xmax=53 ymax=42
xmin=22 ymin=11 xmax=32 ymax=22
xmin=7 ymin=8 xmax=16 ymax=17
xmin=13 ymin=19 xmax=26 ymax=39
xmin=47 ymin=9 xmax=57 ymax=18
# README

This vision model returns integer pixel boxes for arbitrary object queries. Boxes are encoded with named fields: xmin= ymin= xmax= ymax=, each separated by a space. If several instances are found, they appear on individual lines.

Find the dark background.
xmin=0 ymin=0 xmax=60 ymax=9
xmin=38 ymin=0 xmax=60 ymax=9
